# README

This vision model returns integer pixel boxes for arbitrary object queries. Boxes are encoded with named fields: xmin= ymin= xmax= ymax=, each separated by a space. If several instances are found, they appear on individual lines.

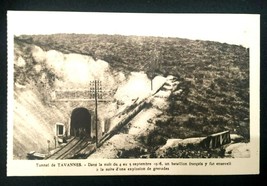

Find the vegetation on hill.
xmin=14 ymin=34 xmax=249 ymax=157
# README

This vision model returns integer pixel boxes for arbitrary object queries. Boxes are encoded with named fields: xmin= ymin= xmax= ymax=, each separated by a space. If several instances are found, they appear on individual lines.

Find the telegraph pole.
xmin=94 ymin=80 xmax=98 ymax=147
xmin=147 ymin=49 xmax=160 ymax=92
xmin=90 ymin=80 xmax=102 ymax=147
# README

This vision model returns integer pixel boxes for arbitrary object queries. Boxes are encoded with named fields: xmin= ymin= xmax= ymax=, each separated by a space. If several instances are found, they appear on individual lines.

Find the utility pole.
xmin=94 ymin=80 xmax=98 ymax=147
xmin=90 ymin=80 xmax=102 ymax=148
xmin=147 ymin=49 xmax=160 ymax=92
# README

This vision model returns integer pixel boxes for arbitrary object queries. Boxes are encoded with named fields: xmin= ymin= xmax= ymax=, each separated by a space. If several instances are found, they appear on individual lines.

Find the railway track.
xmin=45 ymin=137 xmax=91 ymax=160
xmin=61 ymin=138 xmax=91 ymax=159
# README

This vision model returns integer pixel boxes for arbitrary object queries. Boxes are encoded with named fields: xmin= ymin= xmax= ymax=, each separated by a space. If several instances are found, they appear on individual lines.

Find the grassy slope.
xmin=14 ymin=34 xmax=249 ymax=158
xmin=18 ymin=34 xmax=249 ymax=138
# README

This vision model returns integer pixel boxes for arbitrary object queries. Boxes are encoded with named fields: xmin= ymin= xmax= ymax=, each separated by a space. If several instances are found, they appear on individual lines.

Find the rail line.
xmin=46 ymin=137 xmax=90 ymax=160
xmin=59 ymin=138 xmax=91 ymax=159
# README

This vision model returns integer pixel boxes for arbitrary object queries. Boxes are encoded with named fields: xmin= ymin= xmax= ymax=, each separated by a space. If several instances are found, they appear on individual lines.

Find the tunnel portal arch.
xmin=70 ymin=107 xmax=92 ymax=138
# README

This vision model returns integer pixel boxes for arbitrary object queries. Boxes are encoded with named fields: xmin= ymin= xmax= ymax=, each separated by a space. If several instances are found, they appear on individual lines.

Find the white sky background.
xmin=8 ymin=12 xmax=259 ymax=48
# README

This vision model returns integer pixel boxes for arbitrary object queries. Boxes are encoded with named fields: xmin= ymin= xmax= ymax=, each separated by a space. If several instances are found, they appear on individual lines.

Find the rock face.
xmin=230 ymin=134 xmax=245 ymax=143
xmin=13 ymin=39 xmax=166 ymax=159
xmin=156 ymin=137 xmax=206 ymax=157
xmin=225 ymin=143 xmax=250 ymax=158
xmin=155 ymin=136 xmax=250 ymax=159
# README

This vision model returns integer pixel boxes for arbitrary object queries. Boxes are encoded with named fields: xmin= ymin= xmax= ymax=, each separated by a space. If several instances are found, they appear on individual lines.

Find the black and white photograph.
xmin=7 ymin=12 xmax=259 ymax=175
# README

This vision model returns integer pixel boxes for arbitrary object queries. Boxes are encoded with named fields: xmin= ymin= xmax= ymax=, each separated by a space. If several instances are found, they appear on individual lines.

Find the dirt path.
xmin=88 ymin=107 xmax=162 ymax=159
xmin=88 ymin=76 xmax=178 ymax=159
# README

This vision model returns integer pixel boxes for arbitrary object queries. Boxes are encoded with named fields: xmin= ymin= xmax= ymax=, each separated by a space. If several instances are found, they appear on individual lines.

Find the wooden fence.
xmin=201 ymin=130 xmax=231 ymax=149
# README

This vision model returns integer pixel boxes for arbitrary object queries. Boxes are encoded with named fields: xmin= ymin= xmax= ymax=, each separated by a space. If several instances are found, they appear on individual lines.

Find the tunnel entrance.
xmin=70 ymin=107 xmax=91 ymax=138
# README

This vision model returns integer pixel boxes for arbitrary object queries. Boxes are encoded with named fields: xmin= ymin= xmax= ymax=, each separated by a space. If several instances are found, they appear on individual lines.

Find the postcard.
xmin=7 ymin=11 xmax=260 ymax=176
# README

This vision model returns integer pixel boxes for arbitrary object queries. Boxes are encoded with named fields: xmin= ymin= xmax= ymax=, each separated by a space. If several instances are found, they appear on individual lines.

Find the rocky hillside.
xmin=89 ymin=76 xmax=249 ymax=159
xmin=16 ymin=34 xmax=249 ymax=137
xmin=13 ymin=34 xmax=249 ymax=159
xmin=13 ymin=37 xmax=164 ymax=159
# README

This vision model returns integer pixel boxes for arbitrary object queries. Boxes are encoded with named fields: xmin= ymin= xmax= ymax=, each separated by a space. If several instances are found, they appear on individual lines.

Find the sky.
xmin=8 ymin=11 xmax=259 ymax=48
